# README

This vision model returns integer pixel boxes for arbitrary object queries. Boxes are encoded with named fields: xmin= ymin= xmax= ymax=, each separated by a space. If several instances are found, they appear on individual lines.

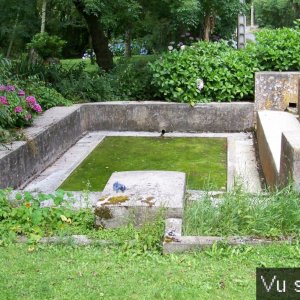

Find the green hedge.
xmin=150 ymin=27 xmax=300 ymax=104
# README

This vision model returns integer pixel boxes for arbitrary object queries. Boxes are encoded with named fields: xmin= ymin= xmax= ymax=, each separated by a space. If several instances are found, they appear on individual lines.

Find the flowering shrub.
xmin=150 ymin=41 xmax=259 ymax=103
xmin=0 ymin=84 xmax=42 ymax=129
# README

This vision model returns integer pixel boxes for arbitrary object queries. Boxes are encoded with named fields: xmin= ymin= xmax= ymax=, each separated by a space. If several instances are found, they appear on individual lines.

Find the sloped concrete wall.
xmin=280 ymin=131 xmax=300 ymax=190
xmin=0 ymin=106 xmax=83 ymax=189
xmin=257 ymin=111 xmax=300 ymax=189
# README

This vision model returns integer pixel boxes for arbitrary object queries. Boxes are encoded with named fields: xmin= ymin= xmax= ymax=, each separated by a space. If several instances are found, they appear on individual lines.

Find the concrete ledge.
xmin=257 ymin=110 xmax=300 ymax=188
xmin=163 ymin=218 xmax=292 ymax=254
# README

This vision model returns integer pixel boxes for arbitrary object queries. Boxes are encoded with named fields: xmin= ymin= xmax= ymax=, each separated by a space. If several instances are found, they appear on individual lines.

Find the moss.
xmin=104 ymin=195 xmax=129 ymax=205
xmin=60 ymin=137 xmax=227 ymax=191
xmin=141 ymin=197 xmax=155 ymax=207
xmin=94 ymin=206 xmax=113 ymax=219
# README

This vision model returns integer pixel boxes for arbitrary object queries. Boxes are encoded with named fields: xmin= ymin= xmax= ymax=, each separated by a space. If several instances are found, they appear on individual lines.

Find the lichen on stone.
xmin=104 ymin=195 xmax=129 ymax=205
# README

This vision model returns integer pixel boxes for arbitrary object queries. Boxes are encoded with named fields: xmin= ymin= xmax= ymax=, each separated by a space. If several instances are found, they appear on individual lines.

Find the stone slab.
xmin=95 ymin=171 xmax=186 ymax=228
xmin=257 ymin=110 xmax=300 ymax=187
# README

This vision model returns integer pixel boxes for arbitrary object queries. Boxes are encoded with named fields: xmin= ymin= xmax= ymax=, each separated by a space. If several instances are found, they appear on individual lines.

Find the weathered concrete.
xmin=162 ymin=218 xmax=291 ymax=254
xmin=0 ymin=106 xmax=83 ymax=189
xmin=95 ymin=171 xmax=186 ymax=228
xmin=280 ymin=131 xmax=300 ymax=189
xmin=0 ymin=102 xmax=254 ymax=189
xmin=257 ymin=110 xmax=300 ymax=188
xmin=22 ymin=131 xmax=260 ymax=194
xmin=24 ymin=132 xmax=105 ymax=193
xmin=255 ymin=72 xmax=300 ymax=112
xmin=82 ymin=102 xmax=255 ymax=133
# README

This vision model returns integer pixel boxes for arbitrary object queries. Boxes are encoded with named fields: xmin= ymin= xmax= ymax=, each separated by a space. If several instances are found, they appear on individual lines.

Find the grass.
xmin=61 ymin=55 xmax=156 ymax=73
xmin=59 ymin=136 xmax=227 ymax=191
xmin=184 ymin=185 xmax=300 ymax=238
xmin=0 ymin=243 xmax=299 ymax=299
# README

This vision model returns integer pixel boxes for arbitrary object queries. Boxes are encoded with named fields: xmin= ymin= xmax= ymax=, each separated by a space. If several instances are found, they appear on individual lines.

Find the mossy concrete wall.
xmin=0 ymin=102 xmax=254 ymax=189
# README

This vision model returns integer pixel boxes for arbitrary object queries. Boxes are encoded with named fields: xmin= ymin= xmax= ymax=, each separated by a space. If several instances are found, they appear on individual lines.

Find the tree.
xmin=73 ymin=0 xmax=113 ymax=71
xmin=198 ymin=0 xmax=247 ymax=41
xmin=254 ymin=0 xmax=300 ymax=28
xmin=0 ymin=0 xmax=39 ymax=57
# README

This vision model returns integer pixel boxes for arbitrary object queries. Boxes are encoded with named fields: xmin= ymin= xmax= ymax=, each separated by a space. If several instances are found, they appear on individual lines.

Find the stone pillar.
xmin=255 ymin=72 xmax=300 ymax=112
xmin=237 ymin=0 xmax=246 ymax=49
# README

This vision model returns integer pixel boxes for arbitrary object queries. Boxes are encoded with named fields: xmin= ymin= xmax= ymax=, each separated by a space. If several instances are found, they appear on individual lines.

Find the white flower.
xmin=180 ymin=45 xmax=186 ymax=50
xmin=168 ymin=45 xmax=174 ymax=51
xmin=196 ymin=78 xmax=204 ymax=91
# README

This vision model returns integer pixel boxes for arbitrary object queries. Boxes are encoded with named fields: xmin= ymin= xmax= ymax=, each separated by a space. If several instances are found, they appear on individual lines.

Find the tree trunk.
xmin=73 ymin=0 xmax=113 ymax=71
xmin=203 ymin=14 xmax=211 ymax=41
xmin=6 ymin=9 xmax=20 ymax=58
xmin=124 ymin=30 xmax=132 ymax=57
xmin=41 ymin=0 xmax=47 ymax=33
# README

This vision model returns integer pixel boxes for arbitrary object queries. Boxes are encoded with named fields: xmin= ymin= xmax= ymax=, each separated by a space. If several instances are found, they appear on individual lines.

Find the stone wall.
xmin=255 ymin=72 xmax=300 ymax=112
xmin=0 ymin=102 xmax=255 ymax=189
xmin=0 ymin=106 xmax=84 ymax=189
xmin=82 ymin=102 xmax=254 ymax=133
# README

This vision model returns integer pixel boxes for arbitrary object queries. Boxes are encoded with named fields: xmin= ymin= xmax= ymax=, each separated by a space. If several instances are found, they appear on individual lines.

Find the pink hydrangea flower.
xmin=14 ymin=106 xmax=23 ymax=113
xmin=33 ymin=103 xmax=42 ymax=113
xmin=18 ymin=90 xmax=25 ymax=97
xmin=0 ymin=96 xmax=8 ymax=105
xmin=26 ymin=96 xmax=37 ymax=107
xmin=0 ymin=85 xmax=6 ymax=91
xmin=6 ymin=85 xmax=15 ymax=92
xmin=25 ymin=114 xmax=32 ymax=121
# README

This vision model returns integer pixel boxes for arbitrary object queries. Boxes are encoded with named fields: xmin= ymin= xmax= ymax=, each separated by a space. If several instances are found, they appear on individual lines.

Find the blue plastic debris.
xmin=113 ymin=181 xmax=126 ymax=193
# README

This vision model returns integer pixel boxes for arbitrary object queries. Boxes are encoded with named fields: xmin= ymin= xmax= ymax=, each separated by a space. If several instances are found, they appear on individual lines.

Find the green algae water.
xmin=60 ymin=137 xmax=227 ymax=191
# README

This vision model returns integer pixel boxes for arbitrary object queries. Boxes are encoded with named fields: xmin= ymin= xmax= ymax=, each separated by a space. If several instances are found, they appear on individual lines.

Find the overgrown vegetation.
xmin=0 ymin=189 xmax=164 ymax=254
xmin=184 ymin=185 xmax=300 ymax=238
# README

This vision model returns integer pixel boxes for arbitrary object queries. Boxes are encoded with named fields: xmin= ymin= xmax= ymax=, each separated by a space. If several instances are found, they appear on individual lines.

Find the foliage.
xmin=254 ymin=0 xmax=300 ymax=28
xmin=0 ymin=84 xmax=43 ymax=129
xmin=184 ymin=184 xmax=300 ymax=238
xmin=21 ymin=79 xmax=71 ymax=110
xmin=111 ymin=55 xmax=158 ymax=100
xmin=150 ymin=41 xmax=259 ymax=103
xmin=51 ymin=64 xmax=115 ymax=102
xmin=252 ymin=27 xmax=300 ymax=71
xmin=27 ymin=32 xmax=67 ymax=60
xmin=0 ymin=189 xmax=93 ymax=245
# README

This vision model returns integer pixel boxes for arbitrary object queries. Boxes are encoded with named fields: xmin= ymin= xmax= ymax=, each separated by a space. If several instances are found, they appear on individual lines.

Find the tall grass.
xmin=184 ymin=185 xmax=300 ymax=238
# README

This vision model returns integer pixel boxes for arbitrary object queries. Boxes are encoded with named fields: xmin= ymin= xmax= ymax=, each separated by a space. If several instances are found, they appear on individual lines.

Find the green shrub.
xmin=21 ymin=80 xmax=71 ymax=110
xmin=0 ymin=84 xmax=43 ymax=129
xmin=253 ymin=27 xmax=300 ymax=71
xmin=27 ymin=33 xmax=67 ymax=60
xmin=150 ymin=41 xmax=259 ymax=103
xmin=111 ymin=55 xmax=158 ymax=100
